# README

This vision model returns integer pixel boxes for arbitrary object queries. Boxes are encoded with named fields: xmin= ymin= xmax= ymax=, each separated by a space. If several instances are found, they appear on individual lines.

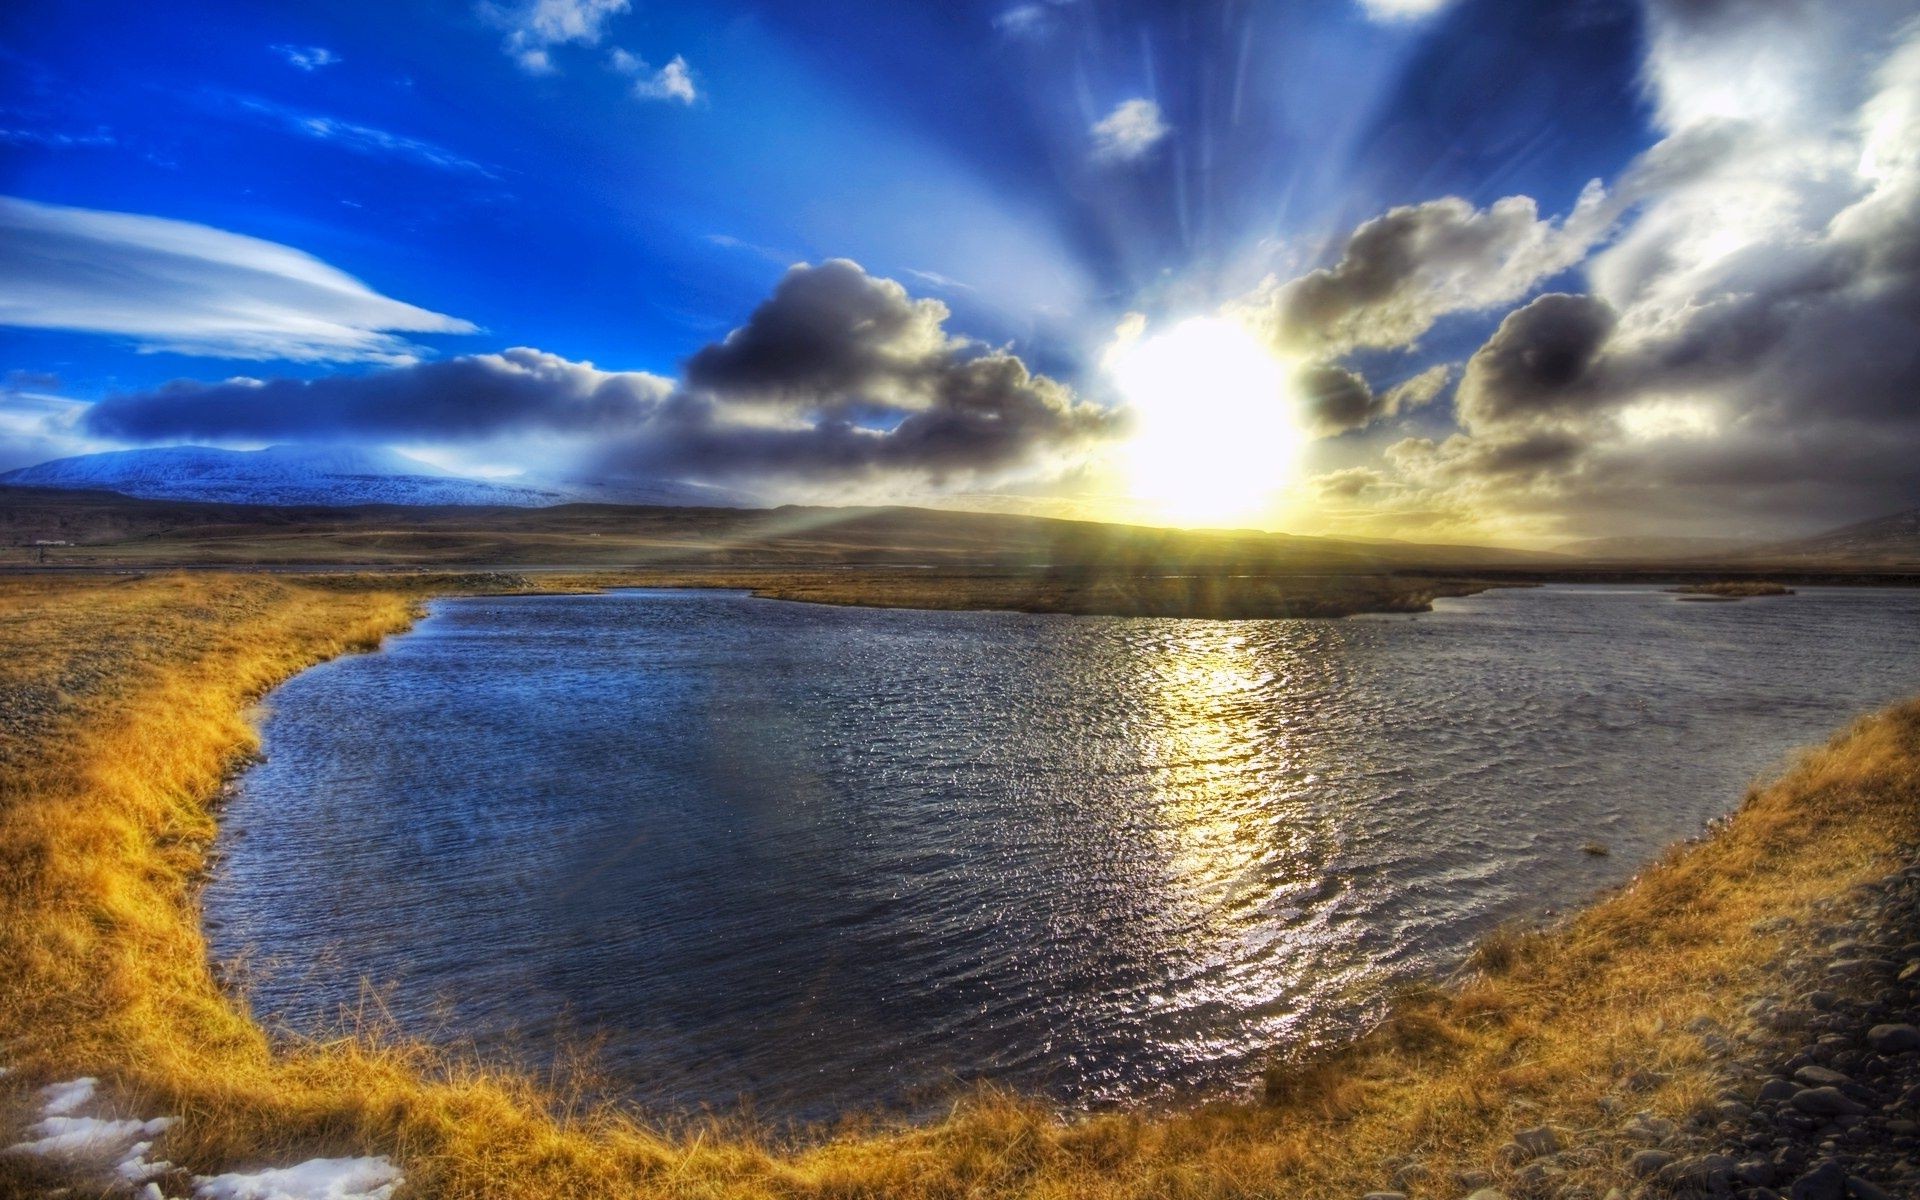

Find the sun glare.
xmin=1108 ymin=316 xmax=1303 ymax=527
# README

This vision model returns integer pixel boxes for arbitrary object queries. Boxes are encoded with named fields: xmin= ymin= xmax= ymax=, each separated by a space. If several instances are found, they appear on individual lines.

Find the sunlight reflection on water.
xmin=205 ymin=584 xmax=1920 ymax=1122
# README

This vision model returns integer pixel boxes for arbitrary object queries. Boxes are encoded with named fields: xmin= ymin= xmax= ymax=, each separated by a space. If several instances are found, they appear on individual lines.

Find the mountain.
xmin=0 ymin=445 xmax=748 ymax=509
xmin=1737 ymin=508 xmax=1920 ymax=567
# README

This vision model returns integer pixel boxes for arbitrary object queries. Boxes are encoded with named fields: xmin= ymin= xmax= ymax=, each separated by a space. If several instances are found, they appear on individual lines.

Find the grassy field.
xmin=2 ymin=572 xmax=1916 ymax=1199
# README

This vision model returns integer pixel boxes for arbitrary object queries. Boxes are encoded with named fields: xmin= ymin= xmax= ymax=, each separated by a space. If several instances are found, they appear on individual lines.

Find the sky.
xmin=2 ymin=0 xmax=1917 ymax=546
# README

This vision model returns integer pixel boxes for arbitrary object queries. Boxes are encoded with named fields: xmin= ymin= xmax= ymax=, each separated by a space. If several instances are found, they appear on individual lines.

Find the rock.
xmin=1514 ymin=1125 xmax=1562 ymax=1159
xmin=1466 ymin=1191 xmax=1511 ymax=1200
xmin=1760 ymin=1078 xmax=1799 ymax=1103
xmin=1844 ymin=1178 xmax=1891 ymax=1200
xmin=1898 ymin=960 xmax=1919 ymax=984
xmin=1790 ymin=1087 xmax=1868 ymax=1116
xmin=1516 ymin=1161 xmax=1563 ymax=1192
xmin=1734 ymin=1158 xmax=1778 ymax=1186
xmin=1793 ymin=1066 xmax=1853 ymax=1088
xmin=1789 ymin=1160 xmax=1846 ymax=1200
xmin=1865 ymin=1023 xmax=1919 ymax=1053
xmin=1659 ymin=1153 xmax=1735 ymax=1192
xmin=1621 ymin=1112 xmax=1679 ymax=1143
xmin=1629 ymin=1149 xmax=1676 ymax=1177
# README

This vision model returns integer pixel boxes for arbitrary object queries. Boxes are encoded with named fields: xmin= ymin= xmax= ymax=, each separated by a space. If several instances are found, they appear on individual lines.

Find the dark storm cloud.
xmin=84 ymin=348 xmax=674 ymax=441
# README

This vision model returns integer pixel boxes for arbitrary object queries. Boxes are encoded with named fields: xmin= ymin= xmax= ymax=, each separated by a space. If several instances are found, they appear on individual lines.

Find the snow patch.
xmin=6 ymin=1112 xmax=175 ymax=1175
xmin=2 ymin=1071 xmax=401 ymax=1199
xmin=41 ymin=1075 xmax=98 ymax=1114
xmin=192 ymin=1156 xmax=403 ymax=1200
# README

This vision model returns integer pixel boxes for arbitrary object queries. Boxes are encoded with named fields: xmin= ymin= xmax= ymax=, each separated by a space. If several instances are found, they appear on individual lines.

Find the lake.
xmin=204 ymin=584 xmax=1920 ymax=1122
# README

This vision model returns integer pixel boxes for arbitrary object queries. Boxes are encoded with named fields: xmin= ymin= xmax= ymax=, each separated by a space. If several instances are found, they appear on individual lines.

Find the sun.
xmin=1107 ymin=316 xmax=1303 ymax=527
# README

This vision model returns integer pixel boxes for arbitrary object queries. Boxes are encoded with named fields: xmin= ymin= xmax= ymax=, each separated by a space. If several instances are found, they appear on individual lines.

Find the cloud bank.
xmin=84 ymin=261 xmax=1116 ymax=491
xmin=0 ymin=196 xmax=477 ymax=363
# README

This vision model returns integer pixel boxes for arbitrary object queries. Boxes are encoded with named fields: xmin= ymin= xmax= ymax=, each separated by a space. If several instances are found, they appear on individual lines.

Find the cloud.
xmin=1452 ymin=293 xmax=1617 ymax=429
xmin=85 ymin=348 xmax=672 ymax=441
xmin=993 ymin=2 xmax=1070 ymax=39
xmin=485 ymin=0 xmax=630 ymax=73
xmin=1317 ymin=1 xmax=1920 ymax=541
xmin=1356 ymin=0 xmax=1454 ymax=23
xmin=0 ymin=373 xmax=105 ymax=474
xmin=0 ymin=196 xmax=477 ymax=363
xmin=670 ymin=260 xmax=1114 ymax=480
xmin=1090 ymin=99 xmax=1169 ymax=163
xmin=82 ymin=261 xmax=1115 ymax=491
xmin=0 ymin=126 xmax=115 ymax=149
xmin=1293 ymin=361 xmax=1453 ymax=438
xmin=228 ymin=96 xmax=495 ymax=175
xmin=685 ymin=259 xmax=952 ymax=406
xmin=271 ymin=44 xmax=340 ymax=71
xmin=1252 ymin=186 xmax=1613 ymax=359
xmin=609 ymin=49 xmax=698 ymax=104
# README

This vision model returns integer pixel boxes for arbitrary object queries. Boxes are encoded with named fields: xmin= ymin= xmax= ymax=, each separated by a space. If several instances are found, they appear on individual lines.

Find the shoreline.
xmin=2 ymin=572 xmax=1917 ymax=1199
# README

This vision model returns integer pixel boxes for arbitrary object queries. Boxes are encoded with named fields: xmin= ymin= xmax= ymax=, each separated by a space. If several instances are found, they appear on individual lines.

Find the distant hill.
xmin=0 ymin=484 xmax=1565 ymax=572
xmin=1737 ymin=508 xmax=1920 ymax=567
xmin=1553 ymin=534 xmax=1756 ymax=561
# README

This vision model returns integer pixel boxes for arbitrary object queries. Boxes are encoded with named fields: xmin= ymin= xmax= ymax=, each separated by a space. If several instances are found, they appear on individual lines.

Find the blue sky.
xmin=4 ymin=0 xmax=1916 ymax=542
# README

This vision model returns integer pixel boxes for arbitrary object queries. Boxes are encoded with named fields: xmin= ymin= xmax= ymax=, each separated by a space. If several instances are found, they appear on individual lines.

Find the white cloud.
xmin=1356 ymin=0 xmax=1453 ymax=23
xmin=271 ymin=44 xmax=340 ymax=71
xmin=0 ymin=196 xmax=477 ymax=363
xmin=611 ymin=50 xmax=698 ymax=104
xmin=1090 ymin=98 xmax=1169 ymax=163
xmin=486 ymin=0 xmax=631 ymax=74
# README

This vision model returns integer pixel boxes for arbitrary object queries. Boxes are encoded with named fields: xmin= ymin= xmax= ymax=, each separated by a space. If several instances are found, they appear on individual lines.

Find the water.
xmin=205 ymin=584 xmax=1920 ymax=1122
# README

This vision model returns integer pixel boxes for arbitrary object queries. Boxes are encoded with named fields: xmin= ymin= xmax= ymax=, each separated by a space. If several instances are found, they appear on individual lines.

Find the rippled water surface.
xmin=206 ymin=585 xmax=1920 ymax=1120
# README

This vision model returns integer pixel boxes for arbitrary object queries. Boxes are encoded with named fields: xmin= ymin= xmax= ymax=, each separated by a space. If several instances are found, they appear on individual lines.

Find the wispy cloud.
xmin=271 ymin=44 xmax=340 ymax=71
xmin=705 ymin=233 xmax=796 ymax=265
xmin=0 ymin=195 xmax=477 ymax=363
xmin=0 ymin=126 xmax=115 ymax=149
xmin=1090 ymin=99 xmax=1168 ymax=163
xmin=905 ymin=268 xmax=973 ymax=292
xmin=228 ymin=95 xmax=496 ymax=176
xmin=609 ymin=48 xmax=698 ymax=104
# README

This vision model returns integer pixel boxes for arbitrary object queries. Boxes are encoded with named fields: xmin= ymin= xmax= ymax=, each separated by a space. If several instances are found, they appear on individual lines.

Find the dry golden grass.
xmin=1 ymin=571 xmax=1915 ymax=1199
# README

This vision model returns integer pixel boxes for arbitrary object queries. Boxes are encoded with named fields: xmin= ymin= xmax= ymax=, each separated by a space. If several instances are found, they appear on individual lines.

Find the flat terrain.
xmin=6 ymin=486 xmax=1916 ymax=621
xmin=2 ymin=571 xmax=1917 ymax=1199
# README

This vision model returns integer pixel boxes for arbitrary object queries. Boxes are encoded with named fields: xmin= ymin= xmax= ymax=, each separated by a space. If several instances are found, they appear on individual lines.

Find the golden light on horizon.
xmin=1108 ymin=316 xmax=1304 ymax=527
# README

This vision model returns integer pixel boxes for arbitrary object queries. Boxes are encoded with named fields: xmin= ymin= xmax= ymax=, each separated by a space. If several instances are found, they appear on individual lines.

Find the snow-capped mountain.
xmin=2 ymin=445 xmax=573 ymax=507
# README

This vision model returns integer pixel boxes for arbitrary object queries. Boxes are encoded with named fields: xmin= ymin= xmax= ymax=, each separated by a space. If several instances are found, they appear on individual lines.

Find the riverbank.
xmin=2 ymin=572 xmax=1916 ymax=1199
